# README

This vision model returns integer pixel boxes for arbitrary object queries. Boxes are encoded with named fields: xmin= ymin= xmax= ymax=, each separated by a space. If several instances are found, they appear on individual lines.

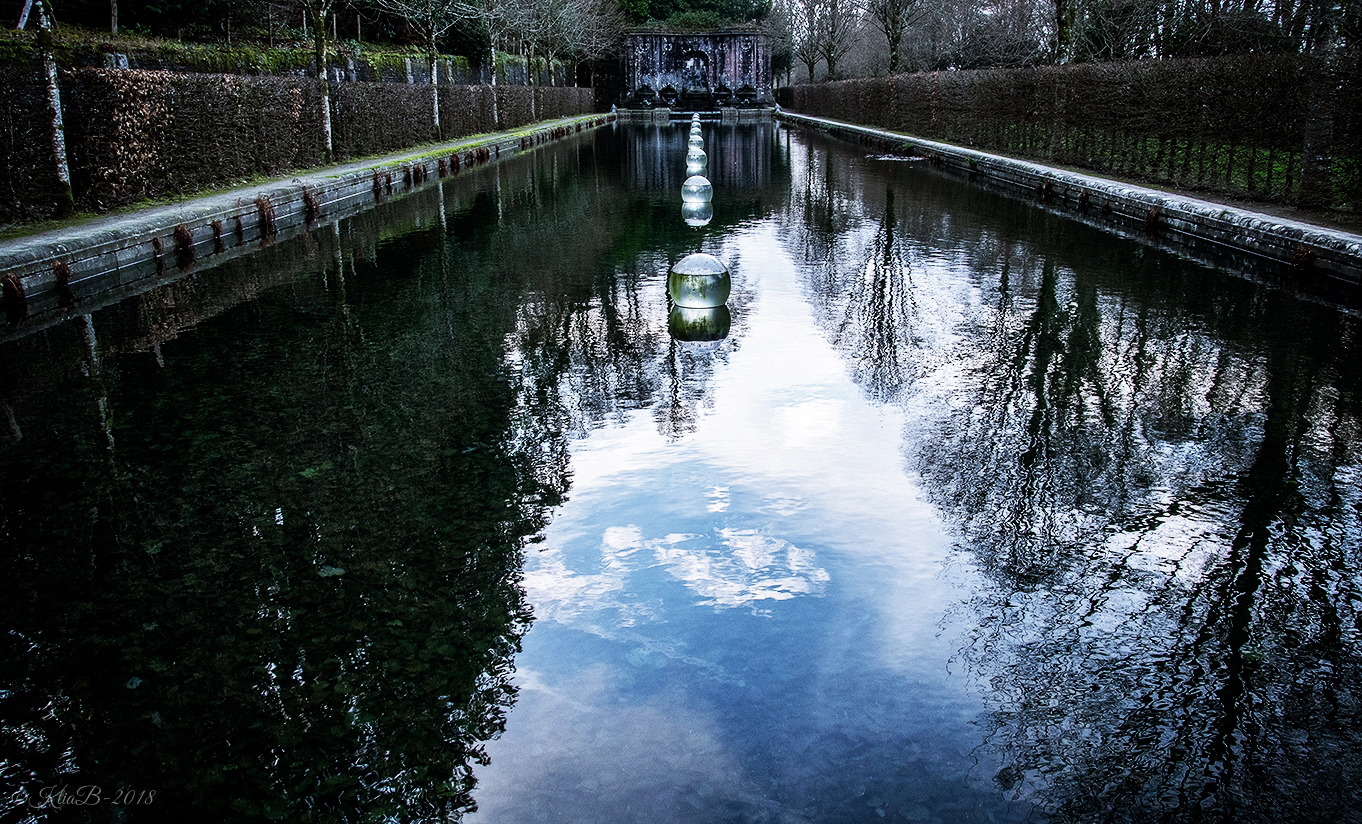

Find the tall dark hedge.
xmin=779 ymin=54 xmax=1361 ymax=213
xmin=0 ymin=59 xmax=63 ymax=225
xmin=1 ymin=69 xmax=594 ymax=225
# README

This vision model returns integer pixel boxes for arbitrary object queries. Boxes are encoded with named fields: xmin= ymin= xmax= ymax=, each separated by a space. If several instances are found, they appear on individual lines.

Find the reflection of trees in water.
xmin=928 ymin=252 xmax=1362 ymax=820
xmin=503 ymin=208 xmax=759 ymax=445
xmin=805 ymin=188 xmax=932 ymax=401
xmin=508 ymin=244 xmax=756 ymax=443
xmin=776 ymin=132 xmax=1362 ymax=820
xmin=500 ymin=125 xmax=775 ymax=445
xmin=0 ymin=155 xmax=600 ymax=820
xmin=782 ymin=138 xmax=961 ymax=404
xmin=922 ymin=252 xmax=1172 ymax=581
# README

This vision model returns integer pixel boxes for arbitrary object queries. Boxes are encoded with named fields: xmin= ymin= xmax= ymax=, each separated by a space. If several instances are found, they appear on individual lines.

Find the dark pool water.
xmin=2 ymin=122 xmax=1360 ymax=824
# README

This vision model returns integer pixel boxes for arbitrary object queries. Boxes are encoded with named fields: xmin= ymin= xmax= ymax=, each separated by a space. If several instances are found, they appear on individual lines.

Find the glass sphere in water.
xmin=685 ymin=147 xmax=708 ymax=175
xmin=668 ymin=256 xmax=731 ymax=308
xmin=681 ymin=201 xmax=713 ymax=226
xmin=671 ymin=252 xmax=727 ymax=276
xmin=681 ymin=175 xmax=713 ymax=203
xmin=688 ymin=134 xmax=704 ymax=149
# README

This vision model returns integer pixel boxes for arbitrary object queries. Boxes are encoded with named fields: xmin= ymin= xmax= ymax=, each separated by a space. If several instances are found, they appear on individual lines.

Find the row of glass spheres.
xmin=668 ymin=114 xmax=732 ymax=343
xmin=682 ymin=113 xmax=714 ymax=226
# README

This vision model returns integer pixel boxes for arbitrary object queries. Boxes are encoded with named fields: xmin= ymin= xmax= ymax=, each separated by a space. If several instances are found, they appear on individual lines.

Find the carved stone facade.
xmin=622 ymin=30 xmax=773 ymax=109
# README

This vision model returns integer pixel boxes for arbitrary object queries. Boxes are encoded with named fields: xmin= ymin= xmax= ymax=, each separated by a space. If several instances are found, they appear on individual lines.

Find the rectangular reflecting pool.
xmin=2 ymin=122 xmax=1360 ymax=824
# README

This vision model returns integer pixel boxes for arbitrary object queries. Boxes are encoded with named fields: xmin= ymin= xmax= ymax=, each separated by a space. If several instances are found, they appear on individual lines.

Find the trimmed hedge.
xmin=0 ymin=68 xmax=594 ymax=224
xmin=779 ymin=54 xmax=1362 ymax=213
xmin=0 ymin=59 xmax=55 ymax=225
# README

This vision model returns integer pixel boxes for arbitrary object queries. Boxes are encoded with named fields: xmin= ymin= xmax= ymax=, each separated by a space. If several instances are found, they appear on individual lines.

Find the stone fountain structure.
xmin=619 ymin=29 xmax=773 ymax=115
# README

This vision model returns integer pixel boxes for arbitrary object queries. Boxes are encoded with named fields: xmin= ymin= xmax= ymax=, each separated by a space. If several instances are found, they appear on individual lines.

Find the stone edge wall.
xmin=777 ymin=56 xmax=1362 ymax=214
xmin=779 ymin=111 xmax=1362 ymax=289
xmin=0 ymin=112 xmax=613 ymax=336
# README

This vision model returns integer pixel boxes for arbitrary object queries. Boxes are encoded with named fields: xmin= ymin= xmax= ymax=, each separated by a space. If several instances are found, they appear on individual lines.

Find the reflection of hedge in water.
xmin=779 ymin=54 xmax=1362 ymax=212
xmin=0 ymin=65 xmax=593 ymax=224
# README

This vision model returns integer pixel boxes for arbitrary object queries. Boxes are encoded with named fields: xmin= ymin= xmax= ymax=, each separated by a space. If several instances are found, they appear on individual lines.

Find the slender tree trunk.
xmin=1053 ymin=0 xmax=1070 ymax=61
xmin=109 ymin=0 xmax=117 ymax=33
xmin=428 ymin=33 xmax=442 ymax=140
xmin=528 ymin=48 xmax=537 ymax=121
xmin=36 ymin=0 xmax=72 ymax=217
xmin=489 ymin=43 xmax=501 ymax=129
xmin=877 ymin=10 xmax=907 ymax=76
xmin=312 ymin=8 xmax=333 ymax=160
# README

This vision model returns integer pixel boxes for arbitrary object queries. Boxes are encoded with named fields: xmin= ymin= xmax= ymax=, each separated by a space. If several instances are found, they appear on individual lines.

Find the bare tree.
xmin=559 ymin=0 xmax=625 ymax=83
xmin=514 ymin=0 xmax=566 ymax=91
xmin=22 ymin=0 xmax=73 ymax=216
xmin=816 ymin=0 xmax=863 ymax=79
xmin=786 ymin=0 xmax=823 ymax=80
xmin=370 ymin=0 xmax=473 ymax=139
xmin=858 ymin=0 xmax=927 ymax=73
xmin=763 ymin=0 xmax=797 ymax=84
xmin=473 ymin=0 xmax=531 ymax=128
xmin=299 ymin=0 xmax=337 ymax=158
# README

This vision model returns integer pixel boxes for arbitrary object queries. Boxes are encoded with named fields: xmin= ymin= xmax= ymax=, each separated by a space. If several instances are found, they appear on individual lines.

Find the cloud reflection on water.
xmin=526 ymin=523 xmax=829 ymax=621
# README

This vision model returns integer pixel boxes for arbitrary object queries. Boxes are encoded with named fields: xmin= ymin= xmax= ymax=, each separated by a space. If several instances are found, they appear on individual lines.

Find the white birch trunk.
xmin=312 ymin=9 xmax=333 ymax=159
xmin=429 ymin=36 xmax=442 ymax=140
xmin=489 ymin=44 xmax=500 ymax=129
xmin=37 ymin=1 xmax=72 ymax=214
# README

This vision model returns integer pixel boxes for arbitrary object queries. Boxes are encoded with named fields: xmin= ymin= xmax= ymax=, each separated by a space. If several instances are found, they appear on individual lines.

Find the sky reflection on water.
xmin=472 ymin=124 xmax=1362 ymax=823
xmin=1 ymin=121 xmax=1360 ymax=824
xmin=471 ymin=225 xmax=1016 ymax=824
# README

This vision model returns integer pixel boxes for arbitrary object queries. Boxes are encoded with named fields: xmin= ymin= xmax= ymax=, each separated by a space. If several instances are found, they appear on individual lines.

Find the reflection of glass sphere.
xmin=681 ymin=201 xmax=713 ymax=226
xmin=688 ymin=135 xmax=704 ymax=149
xmin=681 ymin=175 xmax=713 ymax=203
xmin=669 ymin=305 xmax=731 ymax=342
xmin=669 ymin=253 xmax=731 ymax=307
xmin=685 ymin=147 xmax=708 ymax=175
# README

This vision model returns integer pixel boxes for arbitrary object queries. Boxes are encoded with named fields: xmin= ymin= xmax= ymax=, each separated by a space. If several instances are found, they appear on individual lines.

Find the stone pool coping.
xmin=0 ymin=112 xmax=615 ymax=321
xmin=778 ymin=111 xmax=1362 ymax=288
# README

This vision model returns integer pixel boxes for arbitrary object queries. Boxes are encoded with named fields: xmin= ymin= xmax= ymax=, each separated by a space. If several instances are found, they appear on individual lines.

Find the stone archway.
xmin=679 ymin=50 xmax=710 ymax=91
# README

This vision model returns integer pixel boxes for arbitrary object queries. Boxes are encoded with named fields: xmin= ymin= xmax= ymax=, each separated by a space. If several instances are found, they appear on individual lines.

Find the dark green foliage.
xmin=663 ymin=10 xmax=726 ymax=29
xmin=619 ymin=0 xmax=652 ymax=24
xmin=643 ymin=0 xmax=771 ymax=26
